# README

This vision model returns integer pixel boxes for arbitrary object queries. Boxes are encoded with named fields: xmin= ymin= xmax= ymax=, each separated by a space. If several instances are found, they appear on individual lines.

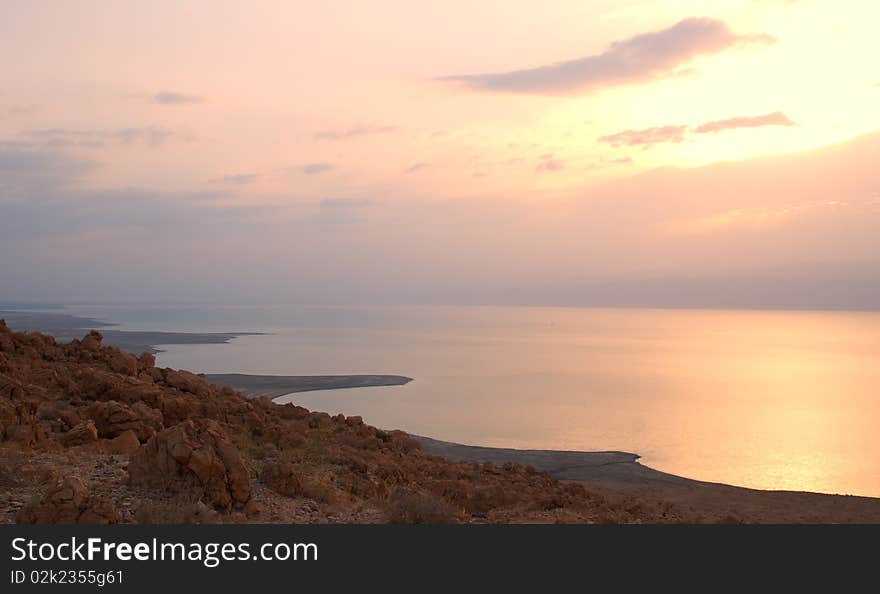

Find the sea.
xmin=61 ymin=303 xmax=880 ymax=497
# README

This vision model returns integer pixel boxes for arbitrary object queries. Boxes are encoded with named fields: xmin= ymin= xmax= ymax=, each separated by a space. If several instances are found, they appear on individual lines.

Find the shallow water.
xmin=67 ymin=303 xmax=880 ymax=496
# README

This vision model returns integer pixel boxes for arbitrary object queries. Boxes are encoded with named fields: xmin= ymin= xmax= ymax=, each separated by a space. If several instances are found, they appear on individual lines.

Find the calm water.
xmin=66 ymin=304 xmax=880 ymax=497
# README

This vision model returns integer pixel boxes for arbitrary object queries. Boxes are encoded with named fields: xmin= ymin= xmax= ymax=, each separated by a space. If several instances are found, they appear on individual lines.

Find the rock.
xmin=16 ymin=476 xmax=117 ymax=524
xmin=262 ymin=462 xmax=304 ymax=498
xmin=87 ymin=400 xmax=162 ymax=441
xmin=162 ymin=369 xmax=209 ymax=395
xmin=76 ymin=496 xmax=118 ymax=524
xmin=60 ymin=420 xmax=98 ymax=446
xmin=137 ymin=352 xmax=156 ymax=371
xmin=81 ymin=331 xmax=103 ymax=352
xmin=104 ymin=429 xmax=141 ymax=455
xmin=127 ymin=419 xmax=252 ymax=510
xmin=107 ymin=350 xmax=138 ymax=376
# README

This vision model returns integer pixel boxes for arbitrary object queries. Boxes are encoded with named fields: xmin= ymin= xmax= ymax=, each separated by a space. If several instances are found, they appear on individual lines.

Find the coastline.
xmin=0 ymin=309 xmax=262 ymax=355
xmin=5 ymin=307 xmax=880 ymax=521
xmin=207 ymin=373 xmax=413 ymax=397
xmin=412 ymin=436 xmax=880 ymax=522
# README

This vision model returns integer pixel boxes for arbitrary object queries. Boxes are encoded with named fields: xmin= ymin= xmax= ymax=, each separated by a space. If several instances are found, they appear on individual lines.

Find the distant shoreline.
xmin=207 ymin=373 xmax=412 ymax=398
xmin=0 ymin=309 xmax=262 ymax=355
xmin=0 ymin=309 xmax=413 ymax=398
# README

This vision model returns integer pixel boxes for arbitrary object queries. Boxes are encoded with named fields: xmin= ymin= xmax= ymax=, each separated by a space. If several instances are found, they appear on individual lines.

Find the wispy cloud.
xmin=153 ymin=91 xmax=204 ymax=105
xmin=441 ymin=18 xmax=774 ymax=95
xmin=21 ymin=126 xmax=180 ymax=148
xmin=301 ymin=162 xmax=335 ymax=175
xmin=598 ymin=125 xmax=688 ymax=148
xmin=314 ymin=124 xmax=396 ymax=141
xmin=695 ymin=111 xmax=796 ymax=133
xmin=600 ymin=111 xmax=796 ymax=148
xmin=213 ymin=173 xmax=258 ymax=185
xmin=404 ymin=162 xmax=429 ymax=174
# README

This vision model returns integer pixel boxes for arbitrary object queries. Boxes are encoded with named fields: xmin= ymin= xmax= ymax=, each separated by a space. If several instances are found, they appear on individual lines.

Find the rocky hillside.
xmin=0 ymin=320 xmax=691 ymax=524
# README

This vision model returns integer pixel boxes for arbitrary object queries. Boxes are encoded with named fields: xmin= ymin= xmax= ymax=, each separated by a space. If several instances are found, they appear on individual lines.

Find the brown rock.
xmin=16 ymin=475 xmax=117 ymax=524
xmin=137 ymin=352 xmax=156 ymax=371
xmin=104 ymin=429 xmax=141 ymax=454
xmin=107 ymin=350 xmax=138 ymax=376
xmin=127 ymin=419 xmax=252 ymax=510
xmin=81 ymin=331 xmax=103 ymax=352
xmin=60 ymin=420 xmax=98 ymax=447
xmin=162 ymin=369 xmax=209 ymax=395
xmin=87 ymin=400 xmax=162 ymax=441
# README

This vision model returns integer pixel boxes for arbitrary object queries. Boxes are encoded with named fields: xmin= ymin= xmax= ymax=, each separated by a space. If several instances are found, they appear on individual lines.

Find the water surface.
xmin=67 ymin=304 xmax=880 ymax=496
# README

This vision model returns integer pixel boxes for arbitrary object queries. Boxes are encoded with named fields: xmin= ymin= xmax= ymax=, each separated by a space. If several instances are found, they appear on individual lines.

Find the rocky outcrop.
xmin=127 ymin=419 xmax=252 ymax=510
xmin=103 ymin=429 xmax=141 ymax=455
xmin=16 ymin=475 xmax=117 ymax=524
xmin=60 ymin=420 xmax=98 ymax=447
xmin=86 ymin=400 xmax=162 ymax=441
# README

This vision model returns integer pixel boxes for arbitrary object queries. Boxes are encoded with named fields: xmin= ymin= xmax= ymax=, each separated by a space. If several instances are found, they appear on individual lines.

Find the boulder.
xmin=104 ymin=429 xmax=141 ymax=455
xmin=86 ymin=400 xmax=162 ymax=441
xmin=127 ymin=419 xmax=252 ymax=510
xmin=81 ymin=331 xmax=103 ymax=352
xmin=107 ymin=350 xmax=138 ymax=376
xmin=137 ymin=352 xmax=156 ymax=371
xmin=162 ymin=369 xmax=209 ymax=396
xmin=60 ymin=420 xmax=98 ymax=447
xmin=16 ymin=475 xmax=117 ymax=524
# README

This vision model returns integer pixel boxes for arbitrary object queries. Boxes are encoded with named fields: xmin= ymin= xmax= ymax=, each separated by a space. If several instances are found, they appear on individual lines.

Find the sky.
xmin=1 ymin=0 xmax=879 ymax=308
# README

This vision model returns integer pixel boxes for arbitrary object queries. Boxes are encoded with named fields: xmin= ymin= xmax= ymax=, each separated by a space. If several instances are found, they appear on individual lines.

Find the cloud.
xmin=442 ymin=18 xmax=774 ymax=94
xmin=536 ymin=157 xmax=564 ymax=173
xmin=21 ymin=126 xmax=179 ymax=148
xmin=404 ymin=163 xmax=429 ymax=174
xmin=314 ymin=124 xmax=396 ymax=141
xmin=213 ymin=173 xmax=258 ymax=185
xmin=599 ymin=112 xmax=796 ymax=148
xmin=153 ymin=91 xmax=204 ymax=105
xmin=301 ymin=162 xmax=334 ymax=175
xmin=598 ymin=125 xmax=687 ymax=148
xmin=695 ymin=111 xmax=796 ymax=134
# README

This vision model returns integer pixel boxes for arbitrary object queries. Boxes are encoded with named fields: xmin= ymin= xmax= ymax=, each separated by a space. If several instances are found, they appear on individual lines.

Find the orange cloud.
xmin=695 ymin=112 xmax=796 ymax=134
xmin=598 ymin=125 xmax=687 ymax=148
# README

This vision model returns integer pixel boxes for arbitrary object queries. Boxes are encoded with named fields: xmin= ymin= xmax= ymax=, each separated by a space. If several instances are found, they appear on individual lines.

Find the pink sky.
xmin=1 ymin=0 xmax=878 ymax=307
